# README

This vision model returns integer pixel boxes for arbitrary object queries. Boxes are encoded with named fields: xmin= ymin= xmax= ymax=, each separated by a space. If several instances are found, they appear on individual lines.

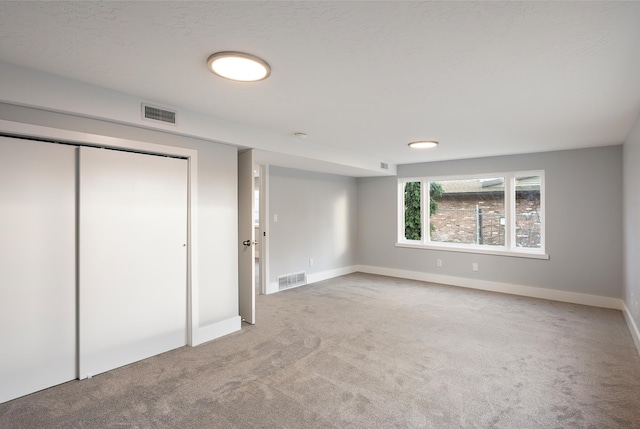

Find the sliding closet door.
xmin=0 ymin=137 xmax=76 ymax=403
xmin=79 ymin=147 xmax=187 ymax=378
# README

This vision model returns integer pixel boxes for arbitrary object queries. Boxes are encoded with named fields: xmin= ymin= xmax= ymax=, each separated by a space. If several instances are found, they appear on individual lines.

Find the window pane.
xmin=404 ymin=181 xmax=421 ymax=240
xmin=515 ymin=176 xmax=542 ymax=248
xmin=430 ymin=178 xmax=505 ymax=246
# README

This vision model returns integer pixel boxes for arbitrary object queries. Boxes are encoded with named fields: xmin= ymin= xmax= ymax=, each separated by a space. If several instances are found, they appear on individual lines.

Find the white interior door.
xmin=79 ymin=147 xmax=187 ymax=378
xmin=238 ymin=150 xmax=255 ymax=324
xmin=0 ymin=137 xmax=76 ymax=403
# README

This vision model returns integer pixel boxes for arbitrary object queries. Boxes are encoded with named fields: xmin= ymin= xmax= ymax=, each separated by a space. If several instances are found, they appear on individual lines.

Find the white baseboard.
xmin=623 ymin=303 xmax=640 ymax=357
xmin=267 ymin=265 xmax=358 ymax=294
xmin=354 ymin=265 xmax=624 ymax=310
xmin=266 ymin=282 xmax=278 ymax=294
xmin=192 ymin=316 xmax=241 ymax=346
xmin=261 ymin=263 xmax=639 ymax=355
xmin=307 ymin=265 xmax=358 ymax=285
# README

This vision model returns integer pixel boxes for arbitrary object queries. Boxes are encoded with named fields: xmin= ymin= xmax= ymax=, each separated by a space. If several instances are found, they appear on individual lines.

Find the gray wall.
xmin=0 ymin=103 xmax=239 ymax=328
xmin=624 ymin=116 xmax=640 ymax=328
xmin=358 ymin=146 xmax=623 ymax=298
xmin=268 ymin=166 xmax=357 ymax=290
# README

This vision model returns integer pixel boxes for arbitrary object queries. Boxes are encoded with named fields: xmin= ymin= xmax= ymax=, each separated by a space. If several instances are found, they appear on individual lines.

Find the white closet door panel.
xmin=79 ymin=147 xmax=187 ymax=378
xmin=0 ymin=137 xmax=76 ymax=404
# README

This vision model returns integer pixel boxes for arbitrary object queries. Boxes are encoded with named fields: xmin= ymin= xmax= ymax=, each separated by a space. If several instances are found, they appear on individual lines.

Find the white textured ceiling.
xmin=1 ymin=1 xmax=639 ymax=169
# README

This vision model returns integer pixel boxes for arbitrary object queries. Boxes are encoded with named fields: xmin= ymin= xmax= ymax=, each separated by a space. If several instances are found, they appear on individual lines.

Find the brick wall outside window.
xmin=430 ymin=192 xmax=540 ymax=247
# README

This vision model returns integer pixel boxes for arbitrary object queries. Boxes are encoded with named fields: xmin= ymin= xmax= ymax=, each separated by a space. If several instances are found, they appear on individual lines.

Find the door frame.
xmin=238 ymin=150 xmax=256 ymax=324
xmin=258 ymin=164 xmax=270 ymax=295
xmin=0 ymin=119 xmax=202 ymax=347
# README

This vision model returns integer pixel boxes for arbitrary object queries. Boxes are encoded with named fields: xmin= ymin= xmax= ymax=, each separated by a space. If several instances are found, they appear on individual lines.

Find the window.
xmin=398 ymin=171 xmax=546 ymax=258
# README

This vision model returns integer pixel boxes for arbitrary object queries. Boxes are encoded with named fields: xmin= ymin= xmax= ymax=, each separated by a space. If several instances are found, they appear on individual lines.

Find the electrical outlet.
xmin=472 ymin=262 xmax=478 ymax=272
xmin=436 ymin=259 xmax=442 ymax=267
xmin=273 ymin=214 xmax=278 ymax=223
xmin=309 ymin=258 xmax=314 ymax=267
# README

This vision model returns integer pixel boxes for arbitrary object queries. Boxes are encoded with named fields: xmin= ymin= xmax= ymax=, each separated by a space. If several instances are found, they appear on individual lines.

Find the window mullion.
xmin=505 ymin=174 xmax=515 ymax=250
xmin=398 ymin=181 xmax=405 ymax=242
xmin=539 ymin=173 xmax=545 ymax=252
xmin=422 ymin=179 xmax=429 ymax=244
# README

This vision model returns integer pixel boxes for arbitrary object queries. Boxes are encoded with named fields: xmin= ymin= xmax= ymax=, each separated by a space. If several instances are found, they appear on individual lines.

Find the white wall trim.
xmin=267 ymin=265 xmax=358 ymax=294
xmin=307 ymin=265 xmax=359 ymax=285
xmin=355 ymin=265 xmax=624 ymax=310
xmin=192 ymin=316 xmax=241 ymax=346
xmin=395 ymin=242 xmax=550 ymax=260
xmin=266 ymin=282 xmax=284 ymax=294
xmin=0 ymin=119 xmax=205 ymax=346
xmin=264 ymin=263 xmax=624 ymax=311
xmin=623 ymin=303 xmax=640 ymax=357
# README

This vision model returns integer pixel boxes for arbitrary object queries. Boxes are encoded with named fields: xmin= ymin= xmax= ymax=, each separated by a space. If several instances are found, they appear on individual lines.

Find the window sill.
xmin=395 ymin=242 xmax=550 ymax=260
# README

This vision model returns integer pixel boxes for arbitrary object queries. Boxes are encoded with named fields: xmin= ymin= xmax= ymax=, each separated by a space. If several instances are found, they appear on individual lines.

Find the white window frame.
xmin=397 ymin=171 xmax=548 ymax=259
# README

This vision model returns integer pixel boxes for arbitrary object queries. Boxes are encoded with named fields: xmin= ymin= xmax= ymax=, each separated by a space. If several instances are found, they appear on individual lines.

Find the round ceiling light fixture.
xmin=408 ymin=140 xmax=439 ymax=149
xmin=207 ymin=51 xmax=271 ymax=82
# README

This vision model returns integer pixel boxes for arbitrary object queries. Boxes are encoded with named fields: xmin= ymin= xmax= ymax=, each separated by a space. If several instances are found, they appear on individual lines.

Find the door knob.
xmin=243 ymin=240 xmax=251 ymax=246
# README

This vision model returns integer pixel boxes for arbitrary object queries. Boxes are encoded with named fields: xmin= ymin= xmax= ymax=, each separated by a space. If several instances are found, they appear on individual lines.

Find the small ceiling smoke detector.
xmin=207 ymin=51 xmax=271 ymax=82
xmin=294 ymin=132 xmax=307 ymax=139
xmin=408 ymin=140 xmax=439 ymax=149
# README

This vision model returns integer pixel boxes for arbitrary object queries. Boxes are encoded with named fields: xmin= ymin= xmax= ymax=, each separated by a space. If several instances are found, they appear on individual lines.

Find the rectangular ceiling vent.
xmin=278 ymin=271 xmax=307 ymax=290
xmin=142 ymin=103 xmax=177 ymax=125
xmin=380 ymin=162 xmax=389 ymax=170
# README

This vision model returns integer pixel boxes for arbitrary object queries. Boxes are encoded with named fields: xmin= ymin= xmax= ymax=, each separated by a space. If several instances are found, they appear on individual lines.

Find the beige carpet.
xmin=1 ymin=273 xmax=639 ymax=428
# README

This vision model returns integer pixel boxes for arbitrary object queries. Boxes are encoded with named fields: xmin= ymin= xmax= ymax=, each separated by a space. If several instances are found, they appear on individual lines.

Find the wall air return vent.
xmin=278 ymin=271 xmax=307 ymax=290
xmin=142 ymin=103 xmax=177 ymax=125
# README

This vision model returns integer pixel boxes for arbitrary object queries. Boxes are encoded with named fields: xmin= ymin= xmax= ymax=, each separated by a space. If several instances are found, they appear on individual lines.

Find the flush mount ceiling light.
xmin=408 ymin=140 xmax=439 ymax=149
xmin=207 ymin=51 xmax=271 ymax=82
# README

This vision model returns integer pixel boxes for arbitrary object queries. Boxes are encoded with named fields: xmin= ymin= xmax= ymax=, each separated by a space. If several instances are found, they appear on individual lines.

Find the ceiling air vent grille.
xmin=278 ymin=272 xmax=307 ymax=290
xmin=380 ymin=162 xmax=389 ymax=170
xmin=142 ymin=104 xmax=177 ymax=125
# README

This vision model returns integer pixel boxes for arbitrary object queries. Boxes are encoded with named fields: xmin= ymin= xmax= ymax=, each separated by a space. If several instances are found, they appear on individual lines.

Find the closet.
xmin=0 ymin=137 xmax=188 ymax=403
